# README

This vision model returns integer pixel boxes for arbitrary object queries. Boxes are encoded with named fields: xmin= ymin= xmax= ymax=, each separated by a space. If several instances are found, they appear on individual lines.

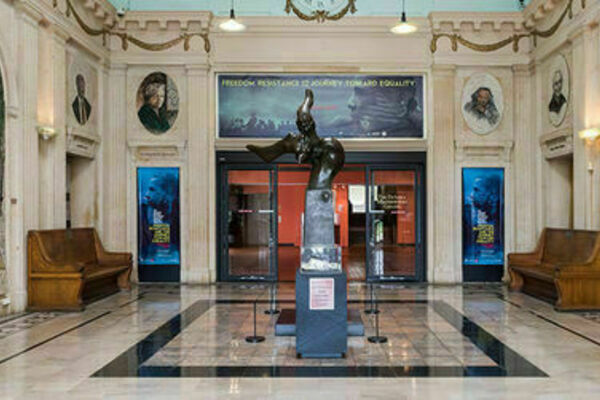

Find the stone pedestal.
xmin=303 ymin=189 xmax=335 ymax=247
xmin=295 ymin=269 xmax=347 ymax=358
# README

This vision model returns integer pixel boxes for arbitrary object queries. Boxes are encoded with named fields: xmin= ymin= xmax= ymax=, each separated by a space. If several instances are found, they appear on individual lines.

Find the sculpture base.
xmin=301 ymin=245 xmax=341 ymax=271
xmin=274 ymin=309 xmax=364 ymax=337
xmin=295 ymin=269 xmax=347 ymax=358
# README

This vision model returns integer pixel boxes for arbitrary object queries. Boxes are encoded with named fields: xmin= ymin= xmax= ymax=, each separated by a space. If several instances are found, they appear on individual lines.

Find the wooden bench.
xmin=27 ymin=228 xmax=132 ymax=311
xmin=508 ymin=228 xmax=600 ymax=311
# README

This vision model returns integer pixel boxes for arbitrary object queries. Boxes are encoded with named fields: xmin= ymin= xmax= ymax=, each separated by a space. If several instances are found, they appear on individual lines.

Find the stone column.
xmin=513 ymin=64 xmax=537 ymax=250
xmin=186 ymin=65 xmax=210 ymax=283
xmin=95 ymin=62 xmax=108 ymax=237
xmin=9 ymin=8 xmax=40 ymax=312
xmin=429 ymin=65 xmax=456 ymax=283
xmin=38 ymin=26 xmax=68 ymax=229
xmin=571 ymin=25 xmax=598 ymax=229
xmin=102 ymin=64 xmax=128 ymax=251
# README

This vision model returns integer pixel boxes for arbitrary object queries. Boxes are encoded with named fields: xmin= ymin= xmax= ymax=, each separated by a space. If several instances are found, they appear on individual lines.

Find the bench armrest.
xmin=93 ymin=230 xmax=133 ymax=267
xmin=507 ymin=252 xmax=542 ymax=265
xmin=508 ymin=229 xmax=546 ymax=265
xmin=98 ymin=251 xmax=132 ymax=266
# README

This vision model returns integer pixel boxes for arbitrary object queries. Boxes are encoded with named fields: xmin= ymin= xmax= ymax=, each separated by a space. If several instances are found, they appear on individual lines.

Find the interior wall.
xmin=0 ymin=0 xmax=598 ymax=310
xmin=68 ymin=156 xmax=98 ymax=227
xmin=0 ymin=0 xmax=109 ymax=313
xmin=0 ymin=47 xmax=5 ymax=296
xmin=544 ymin=156 xmax=573 ymax=228
xmin=530 ymin=0 xmax=599 ymax=233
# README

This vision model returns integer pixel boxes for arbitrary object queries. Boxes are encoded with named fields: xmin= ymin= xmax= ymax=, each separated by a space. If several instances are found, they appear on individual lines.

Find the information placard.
xmin=309 ymin=278 xmax=335 ymax=310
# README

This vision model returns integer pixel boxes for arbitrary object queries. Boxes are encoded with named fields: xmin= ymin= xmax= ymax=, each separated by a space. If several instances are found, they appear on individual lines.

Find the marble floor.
xmin=1 ymin=283 xmax=600 ymax=399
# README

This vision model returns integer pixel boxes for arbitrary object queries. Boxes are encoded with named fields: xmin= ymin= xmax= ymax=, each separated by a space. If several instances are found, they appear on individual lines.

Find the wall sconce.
xmin=579 ymin=127 xmax=600 ymax=173
xmin=36 ymin=126 xmax=58 ymax=141
xmin=578 ymin=128 xmax=600 ymax=141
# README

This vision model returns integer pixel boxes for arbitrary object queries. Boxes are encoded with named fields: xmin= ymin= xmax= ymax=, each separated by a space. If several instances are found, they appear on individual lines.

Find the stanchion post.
xmin=367 ymin=297 xmax=387 ymax=344
xmin=364 ymin=283 xmax=379 ymax=315
xmin=264 ymin=283 xmax=280 ymax=315
xmin=245 ymin=301 xmax=266 ymax=343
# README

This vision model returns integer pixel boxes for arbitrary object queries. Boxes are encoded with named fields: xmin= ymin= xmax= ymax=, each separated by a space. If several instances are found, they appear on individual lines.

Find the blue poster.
xmin=137 ymin=167 xmax=180 ymax=265
xmin=462 ymin=168 xmax=504 ymax=266
xmin=218 ymin=74 xmax=424 ymax=138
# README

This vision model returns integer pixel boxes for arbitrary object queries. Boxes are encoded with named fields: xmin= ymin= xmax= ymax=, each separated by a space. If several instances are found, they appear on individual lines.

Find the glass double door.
xmin=366 ymin=166 xmax=424 ymax=281
xmin=220 ymin=163 xmax=424 ymax=282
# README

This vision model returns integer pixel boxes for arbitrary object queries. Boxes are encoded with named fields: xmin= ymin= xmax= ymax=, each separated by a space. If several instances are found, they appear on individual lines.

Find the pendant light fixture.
xmin=390 ymin=0 xmax=417 ymax=35
xmin=219 ymin=0 xmax=246 ymax=32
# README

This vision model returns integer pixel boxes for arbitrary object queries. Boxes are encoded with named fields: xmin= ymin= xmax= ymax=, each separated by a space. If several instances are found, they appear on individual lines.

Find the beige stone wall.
xmin=0 ymin=0 xmax=597 ymax=312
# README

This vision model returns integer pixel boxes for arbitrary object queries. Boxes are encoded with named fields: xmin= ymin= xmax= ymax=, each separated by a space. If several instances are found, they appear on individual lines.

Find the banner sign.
xmin=462 ymin=168 xmax=504 ymax=266
xmin=218 ymin=74 xmax=424 ymax=139
xmin=137 ymin=167 xmax=180 ymax=265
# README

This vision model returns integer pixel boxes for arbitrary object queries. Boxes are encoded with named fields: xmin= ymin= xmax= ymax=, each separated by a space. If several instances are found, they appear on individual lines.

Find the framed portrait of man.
xmin=67 ymin=53 xmax=98 ymax=135
xmin=547 ymin=54 xmax=570 ymax=127
xmin=461 ymin=73 xmax=504 ymax=135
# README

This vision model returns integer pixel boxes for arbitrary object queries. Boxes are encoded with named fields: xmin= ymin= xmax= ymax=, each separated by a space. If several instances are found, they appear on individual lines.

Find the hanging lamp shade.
xmin=219 ymin=5 xmax=246 ymax=32
xmin=390 ymin=11 xmax=417 ymax=34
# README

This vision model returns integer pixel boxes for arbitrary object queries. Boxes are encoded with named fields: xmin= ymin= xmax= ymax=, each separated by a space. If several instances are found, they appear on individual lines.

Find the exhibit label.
xmin=309 ymin=278 xmax=335 ymax=310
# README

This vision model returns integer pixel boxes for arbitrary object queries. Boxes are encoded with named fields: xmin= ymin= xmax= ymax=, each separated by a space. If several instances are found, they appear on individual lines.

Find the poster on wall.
xmin=462 ymin=168 xmax=504 ymax=266
xmin=137 ymin=167 xmax=180 ymax=265
xmin=218 ymin=74 xmax=424 ymax=138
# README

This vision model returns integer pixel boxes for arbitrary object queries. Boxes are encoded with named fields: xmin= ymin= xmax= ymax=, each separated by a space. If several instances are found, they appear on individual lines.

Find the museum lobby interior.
xmin=2 ymin=0 xmax=600 ymax=398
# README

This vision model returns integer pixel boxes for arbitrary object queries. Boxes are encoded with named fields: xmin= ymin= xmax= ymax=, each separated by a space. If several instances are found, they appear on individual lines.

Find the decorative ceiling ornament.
xmin=285 ymin=0 xmax=357 ymax=23
xmin=56 ymin=0 xmax=211 ymax=53
xmin=430 ymin=0 xmax=585 ymax=54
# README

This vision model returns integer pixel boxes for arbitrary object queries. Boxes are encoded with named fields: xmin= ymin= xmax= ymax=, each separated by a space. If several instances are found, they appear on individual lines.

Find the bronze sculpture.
xmin=247 ymin=89 xmax=345 ymax=269
xmin=249 ymin=89 xmax=349 ymax=358
xmin=247 ymin=89 xmax=345 ymax=190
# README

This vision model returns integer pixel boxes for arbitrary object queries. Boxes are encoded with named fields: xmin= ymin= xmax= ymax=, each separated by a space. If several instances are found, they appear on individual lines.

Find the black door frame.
xmin=365 ymin=163 xmax=426 ymax=283
xmin=219 ymin=163 xmax=278 ymax=282
xmin=216 ymin=151 xmax=427 ymax=283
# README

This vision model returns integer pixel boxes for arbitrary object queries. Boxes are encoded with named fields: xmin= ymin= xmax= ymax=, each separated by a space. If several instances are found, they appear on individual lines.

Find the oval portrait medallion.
xmin=548 ymin=54 xmax=570 ymax=128
xmin=461 ymin=73 xmax=504 ymax=135
xmin=136 ymin=72 xmax=179 ymax=134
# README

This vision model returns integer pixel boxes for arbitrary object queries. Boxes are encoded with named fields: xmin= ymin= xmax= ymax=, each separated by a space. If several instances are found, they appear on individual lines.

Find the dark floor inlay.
xmin=134 ymin=366 xmax=515 ymax=378
xmin=92 ymin=299 xmax=547 ymax=378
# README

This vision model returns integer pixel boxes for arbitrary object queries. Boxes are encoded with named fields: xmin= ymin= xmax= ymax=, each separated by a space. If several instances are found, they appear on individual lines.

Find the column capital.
xmin=185 ymin=64 xmax=210 ymax=75
xmin=51 ymin=24 xmax=71 ymax=45
xmin=431 ymin=64 xmax=456 ymax=77
xmin=14 ymin=0 xmax=44 ymax=26
xmin=512 ymin=63 xmax=535 ymax=77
